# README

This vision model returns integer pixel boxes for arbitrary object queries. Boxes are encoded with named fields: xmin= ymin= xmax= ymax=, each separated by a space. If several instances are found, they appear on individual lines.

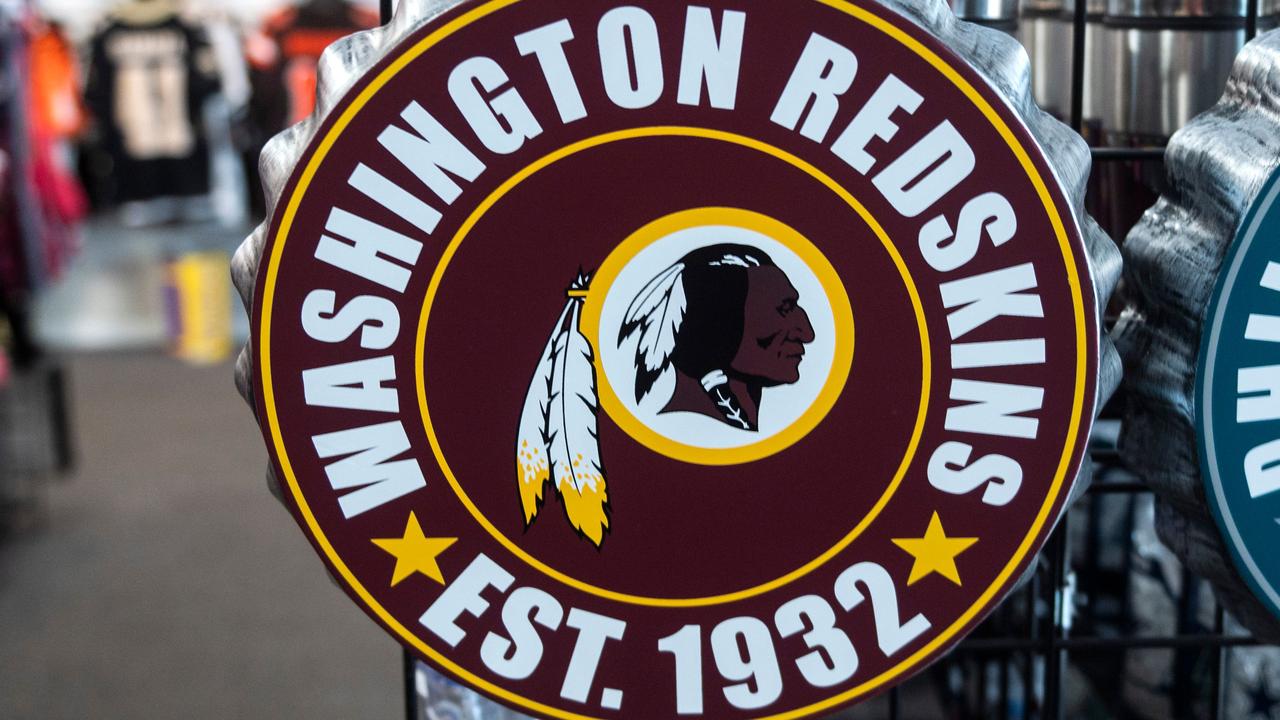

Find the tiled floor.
xmin=3 ymin=217 xmax=402 ymax=719
xmin=0 ymin=354 xmax=401 ymax=719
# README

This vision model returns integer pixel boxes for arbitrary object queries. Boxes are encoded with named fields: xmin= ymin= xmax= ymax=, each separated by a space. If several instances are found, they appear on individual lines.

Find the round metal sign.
xmin=1199 ymin=165 xmax=1280 ymax=623
xmin=237 ymin=0 xmax=1111 ymax=715
xmin=1119 ymin=30 xmax=1280 ymax=640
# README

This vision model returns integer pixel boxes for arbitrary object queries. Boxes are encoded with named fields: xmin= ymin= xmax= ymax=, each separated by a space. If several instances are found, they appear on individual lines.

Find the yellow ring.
xmin=417 ymin=136 xmax=926 ymax=606
xmin=581 ymin=207 xmax=860 ymax=466
xmin=256 ymin=0 xmax=1094 ymax=716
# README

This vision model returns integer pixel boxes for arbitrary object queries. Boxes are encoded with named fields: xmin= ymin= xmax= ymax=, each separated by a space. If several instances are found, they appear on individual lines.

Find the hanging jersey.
xmin=86 ymin=11 xmax=218 ymax=203
xmin=108 ymin=29 xmax=195 ymax=159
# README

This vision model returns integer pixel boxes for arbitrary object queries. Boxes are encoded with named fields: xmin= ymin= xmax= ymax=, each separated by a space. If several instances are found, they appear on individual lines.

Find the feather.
xmin=547 ymin=302 xmax=610 ymax=546
xmin=622 ymin=263 xmax=683 ymax=331
xmin=515 ymin=303 xmax=571 ymax=525
xmin=619 ymin=263 xmax=686 ymax=402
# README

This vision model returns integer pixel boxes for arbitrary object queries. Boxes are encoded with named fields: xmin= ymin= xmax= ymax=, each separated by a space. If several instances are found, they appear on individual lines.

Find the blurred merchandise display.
xmin=242 ymin=0 xmax=377 ymax=215
xmin=0 ymin=0 xmax=79 ymax=538
xmin=1 ymin=0 xmax=85 ymax=297
xmin=1095 ymin=0 xmax=1278 ymax=145
xmin=35 ymin=0 xmax=253 ymax=358
xmin=164 ymin=249 xmax=232 ymax=365
xmin=246 ymin=0 xmax=378 ymax=129
xmin=200 ymin=8 xmax=251 ymax=228
xmin=84 ymin=0 xmax=220 ymax=224
xmin=29 ymin=16 xmax=86 ymax=141
xmin=1090 ymin=0 xmax=1279 ymax=241
xmin=1015 ymin=0 xmax=1280 ymax=246
xmin=1 ymin=0 xmax=83 ymax=351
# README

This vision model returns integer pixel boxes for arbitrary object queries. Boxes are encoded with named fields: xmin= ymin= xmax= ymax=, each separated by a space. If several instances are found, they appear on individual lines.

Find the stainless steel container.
xmin=951 ymin=0 xmax=1020 ymax=31
xmin=1017 ymin=0 xmax=1107 ymax=122
xmin=1099 ymin=0 xmax=1279 ymax=140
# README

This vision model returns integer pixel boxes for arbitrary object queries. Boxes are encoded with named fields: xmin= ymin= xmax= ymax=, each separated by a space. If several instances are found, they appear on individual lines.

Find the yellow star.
xmin=371 ymin=512 xmax=458 ymax=587
xmin=892 ymin=512 xmax=978 ymax=587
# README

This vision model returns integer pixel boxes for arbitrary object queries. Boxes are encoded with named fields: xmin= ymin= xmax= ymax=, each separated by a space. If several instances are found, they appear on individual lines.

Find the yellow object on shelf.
xmin=167 ymin=251 xmax=232 ymax=365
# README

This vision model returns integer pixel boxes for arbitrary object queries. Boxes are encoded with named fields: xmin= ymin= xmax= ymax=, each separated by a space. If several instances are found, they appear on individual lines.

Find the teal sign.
xmin=1200 ymin=167 xmax=1280 ymax=619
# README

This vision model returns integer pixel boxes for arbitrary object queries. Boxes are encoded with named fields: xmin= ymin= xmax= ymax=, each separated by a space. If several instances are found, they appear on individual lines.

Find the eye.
xmin=777 ymin=299 xmax=796 ymax=316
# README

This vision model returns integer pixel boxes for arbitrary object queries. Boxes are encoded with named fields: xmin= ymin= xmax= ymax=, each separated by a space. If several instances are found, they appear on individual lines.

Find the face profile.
xmin=732 ymin=264 xmax=815 ymax=386
xmin=619 ymin=244 xmax=815 ymax=432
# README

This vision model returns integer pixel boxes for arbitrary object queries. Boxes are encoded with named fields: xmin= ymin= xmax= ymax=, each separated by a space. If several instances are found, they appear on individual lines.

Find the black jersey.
xmin=86 ymin=7 xmax=219 ymax=203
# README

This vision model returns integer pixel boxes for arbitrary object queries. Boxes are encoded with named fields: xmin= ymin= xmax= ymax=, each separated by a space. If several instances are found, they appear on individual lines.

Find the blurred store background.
xmin=0 ymin=0 xmax=403 ymax=718
xmin=2 ymin=0 xmax=1280 ymax=718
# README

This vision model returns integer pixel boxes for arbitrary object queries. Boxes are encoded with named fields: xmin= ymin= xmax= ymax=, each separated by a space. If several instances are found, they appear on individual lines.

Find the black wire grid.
xmin=0 ymin=364 xmax=72 ymax=535
xmin=391 ymin=0 xmax=1274 ymax=717
xmin=0 ymin=0 xmax=74 ymax=537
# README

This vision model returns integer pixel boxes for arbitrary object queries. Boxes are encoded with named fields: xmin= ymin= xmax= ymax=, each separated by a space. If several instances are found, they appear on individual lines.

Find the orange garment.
xmin=28 ymin=24 xmax=86 ymax=139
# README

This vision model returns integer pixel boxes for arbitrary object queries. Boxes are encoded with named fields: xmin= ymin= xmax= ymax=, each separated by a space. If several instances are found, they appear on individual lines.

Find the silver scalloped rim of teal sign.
xmin=1199 ymin=165 xmax=1280 ymax=620
xmin=1117 ymin=29 xmax=1280 ymax=640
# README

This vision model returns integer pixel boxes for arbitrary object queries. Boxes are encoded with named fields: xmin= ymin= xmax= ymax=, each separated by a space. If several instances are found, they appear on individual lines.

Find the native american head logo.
xmin=620 ymin=244 xmax=816 ymax=432
xmin=515 ymin=245 xmax=815 ymax=547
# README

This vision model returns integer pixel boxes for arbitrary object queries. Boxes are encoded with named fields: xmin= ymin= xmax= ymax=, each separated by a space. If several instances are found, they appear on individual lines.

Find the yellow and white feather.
xmin=619 ymin=263 xmax=686 ymax=402
xmin=516 ymin=303 xmax=571 ymax=525
xmin=515 ymin=278 xmax=610 ymax=547
xmin=547 ymin=302 xmax=610 ymax=546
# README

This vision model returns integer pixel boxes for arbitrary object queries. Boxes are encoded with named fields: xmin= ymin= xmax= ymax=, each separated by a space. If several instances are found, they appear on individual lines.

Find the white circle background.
xmin=597 ymin=224 xmax=841 ymax=451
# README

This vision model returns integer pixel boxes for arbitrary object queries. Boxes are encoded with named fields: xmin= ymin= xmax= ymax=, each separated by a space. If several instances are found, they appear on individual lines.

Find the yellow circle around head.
xmin=581 ymin=207 xmax=857 ymax=466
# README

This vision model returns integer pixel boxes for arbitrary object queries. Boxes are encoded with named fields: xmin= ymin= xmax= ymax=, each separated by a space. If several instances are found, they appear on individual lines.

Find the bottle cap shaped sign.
xmin=232 ymin=0 xmax=1119 ymax=716
xmin=1120 ymin=30 xmax=1280 ymax=641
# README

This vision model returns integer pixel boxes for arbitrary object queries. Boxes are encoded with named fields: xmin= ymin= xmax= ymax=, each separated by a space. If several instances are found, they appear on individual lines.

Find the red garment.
xmin=26 ymin=19 xmax=85 ymax=281
xmin=30 ymin=132 xmax=86 ymax=279
xmin=2 ymin=12 xmax=87 ymax=289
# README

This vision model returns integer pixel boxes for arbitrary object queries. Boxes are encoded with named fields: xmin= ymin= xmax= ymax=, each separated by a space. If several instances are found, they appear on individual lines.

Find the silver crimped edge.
xmin=1117 ymin=30 xmax=1280 ymax=641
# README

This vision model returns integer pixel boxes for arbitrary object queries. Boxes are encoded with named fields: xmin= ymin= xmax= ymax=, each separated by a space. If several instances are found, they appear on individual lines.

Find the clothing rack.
xmin=0 ymin=0 xmax=75 ymax=536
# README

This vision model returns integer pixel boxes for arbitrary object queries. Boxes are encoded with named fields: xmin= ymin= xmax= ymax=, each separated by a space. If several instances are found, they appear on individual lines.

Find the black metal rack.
xmin=0 ymin=0 xmax=75 ymax=538
xmin=390 ymin=0 xmax=1276 ymax=717
xmin=877 ymin=1 xmax=1271 ymax=717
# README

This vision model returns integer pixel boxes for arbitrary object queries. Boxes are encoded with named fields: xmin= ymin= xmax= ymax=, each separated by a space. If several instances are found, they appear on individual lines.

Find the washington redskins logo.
xmin=247 ymin=0 xmax=1100 ymax=717
xmin=518 ymin=211 xmax=851 ymax=547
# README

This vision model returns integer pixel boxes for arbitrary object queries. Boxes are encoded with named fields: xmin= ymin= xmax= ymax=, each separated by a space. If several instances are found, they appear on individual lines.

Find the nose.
xmin=791 ymin=306 xmax=815 ymax=344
